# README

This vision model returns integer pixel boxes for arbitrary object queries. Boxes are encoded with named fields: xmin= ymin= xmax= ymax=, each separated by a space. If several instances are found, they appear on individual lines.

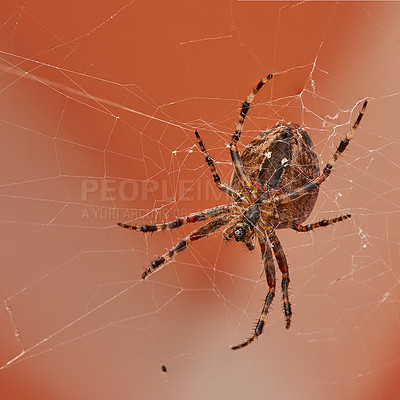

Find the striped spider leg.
xmin=195 ymin=130 xmax=239 ymax=200
xmin=291 ymin=214 xmax=352 ymax=232
xmin=139 ymin=214 xmax=233 ymax=279
xmin=232 ymin=233 xmax=275 ymax=350
xmin=231 ymin=215 xmax=294 ymax=350
xmin=118 ymin=204 xmax=231 ymax=233
xmin=230 ymin=74 xmax=274 ymax=191
xmin=271 ymin=101 xmax=368 ymax=209
xmin=118 ymin=205 xmax=232 ymax=278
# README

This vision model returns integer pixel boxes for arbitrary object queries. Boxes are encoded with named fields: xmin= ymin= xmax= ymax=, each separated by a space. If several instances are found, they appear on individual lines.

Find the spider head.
xmin=232 ymin=205 xmax=261 ymax=243
xmin=233 ymin=222 xmax=250 ymax=242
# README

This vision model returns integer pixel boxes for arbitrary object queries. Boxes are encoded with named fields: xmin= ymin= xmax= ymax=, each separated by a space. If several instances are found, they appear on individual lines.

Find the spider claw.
xmin=362 ymin=100 xmax=368 ymax=110
xmin=142 ymin=269 xmax=150 ymax=279
xmin=231 ymin=335 xmax=256 ymax=351
xmin=117 ymin=222 xmax=139 ymax=230
xmin=232 ymin=318 xmax=266 ymax=350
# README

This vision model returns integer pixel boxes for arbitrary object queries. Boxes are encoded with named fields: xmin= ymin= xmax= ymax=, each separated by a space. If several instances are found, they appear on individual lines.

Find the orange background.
xmin=0 ymin=1 xmax=399 ymax=399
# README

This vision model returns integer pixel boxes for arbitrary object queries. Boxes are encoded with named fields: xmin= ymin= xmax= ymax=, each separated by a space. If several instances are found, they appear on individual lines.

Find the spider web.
xmin=0 ymin=1 xmax=399 ymax=399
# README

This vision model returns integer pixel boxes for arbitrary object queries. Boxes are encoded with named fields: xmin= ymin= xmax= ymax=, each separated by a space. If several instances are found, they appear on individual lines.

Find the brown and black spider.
xmin=118 ymin=74 xmax=367 ymax=350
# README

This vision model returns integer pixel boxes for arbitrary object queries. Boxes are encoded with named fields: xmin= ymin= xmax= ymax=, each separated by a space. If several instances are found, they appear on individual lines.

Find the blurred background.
xmin=0 ymin=1 xmax=399 ymax=399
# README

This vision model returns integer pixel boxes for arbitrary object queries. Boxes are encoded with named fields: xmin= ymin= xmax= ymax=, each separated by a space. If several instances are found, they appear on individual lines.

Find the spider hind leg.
xmin=291 ymin=214 xmax=351 ymax=232
xmin=268 ymin=230 xmax=292 ymax=328
xmin=232 ymin=235 xmax=276 ymax=350
xmin=230 ymin=74 xmax=274 ymax=191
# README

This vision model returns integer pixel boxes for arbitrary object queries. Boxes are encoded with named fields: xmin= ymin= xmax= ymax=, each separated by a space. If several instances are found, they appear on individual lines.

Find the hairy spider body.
xmin=230 ymin=123 xmax=320 ymax=230
xmin=118 ymin=74 xmax=367 ymax=350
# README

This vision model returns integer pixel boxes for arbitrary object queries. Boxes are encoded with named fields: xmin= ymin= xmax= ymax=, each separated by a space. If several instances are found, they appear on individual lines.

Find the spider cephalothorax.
xmin=234 ymin=204 xmax=260 ymax=239
xmin=118 ymin=74 xmax=367 ymax=350
xmin=225 ymin=204 xmax=261 ymax=249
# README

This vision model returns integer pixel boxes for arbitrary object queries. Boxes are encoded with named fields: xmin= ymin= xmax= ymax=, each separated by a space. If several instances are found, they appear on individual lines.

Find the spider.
xmin=118 ymin=74 xmax=367 ymax=350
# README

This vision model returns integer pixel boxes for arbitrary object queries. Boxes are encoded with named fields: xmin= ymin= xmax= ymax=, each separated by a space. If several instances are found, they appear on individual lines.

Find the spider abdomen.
xmin=231 ymin=123 xmax=320 ymax=228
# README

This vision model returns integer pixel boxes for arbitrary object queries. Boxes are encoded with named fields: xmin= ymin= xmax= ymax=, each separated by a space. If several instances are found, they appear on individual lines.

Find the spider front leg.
xmin=232 ymin=235 xmax=276 ymax=350
xmin=118 ymin=204 xmax=231 ymax=232
xmin=222 ymin=224 xmax=235 ymax=241
xmin=141 ymin=215 xmax=231 ymax=279
xmin=245 ymin=232 xmax=256 ymax=251
xmin=291 ymin=214 xmax=351 ymax=232
xmin=195 ymin=131 xmax=239 ymax=200
xmin=230 ymin=74 xmax=273 ymax=190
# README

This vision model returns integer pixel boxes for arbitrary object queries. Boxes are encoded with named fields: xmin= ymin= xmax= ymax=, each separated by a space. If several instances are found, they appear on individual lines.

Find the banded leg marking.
xmin=142 ymin=215 xmax=231 ymax=279
xmin=268 ymin=230 xmax=292 ymax=329
xmin=231 ymin=74 xmax=274 ymax=146
xmin=271 ymin=101 xmax=367 ymax=206
xmin=291 ymin=214 xmax=351 ymax=232
xmin=321 ymin=101 xmax=368 ymax=182
xmin=117 ymin=204 xmax=231 ymax=232
xmin=232 ymin=236 xmax=276 ymax=350
xmin=195 ymin=131 xmax=239 ymax=199
xmin=230 ymin=74 xmax=274 ymax=190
